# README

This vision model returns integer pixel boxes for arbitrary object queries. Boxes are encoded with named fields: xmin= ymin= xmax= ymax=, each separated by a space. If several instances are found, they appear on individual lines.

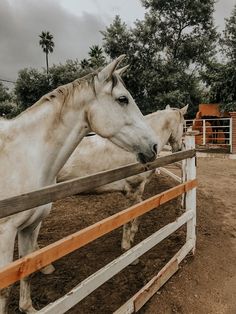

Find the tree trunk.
xmin=46 ymin=52 xmax=49 ymax=83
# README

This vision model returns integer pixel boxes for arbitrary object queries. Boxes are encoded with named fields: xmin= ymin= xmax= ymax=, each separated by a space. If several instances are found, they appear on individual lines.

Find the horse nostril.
xmin=137 ymin=152 xmax=147 ymax=164
xmin=152 ymin=144 xmax=158 ymax=155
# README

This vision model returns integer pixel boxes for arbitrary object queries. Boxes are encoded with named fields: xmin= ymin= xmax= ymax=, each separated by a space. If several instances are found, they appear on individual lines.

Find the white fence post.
xmin=184 ymin=132 xmax=197 ymax=253
xmin=202 ymin=119 xmax=206 ymax=145
xmin=229 ymin=117 xmax=233 ymax=153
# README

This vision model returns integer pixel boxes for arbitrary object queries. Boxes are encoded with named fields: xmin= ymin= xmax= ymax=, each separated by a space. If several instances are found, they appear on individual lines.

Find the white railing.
xmin=184 ymin=118 xmax=232 ymax=152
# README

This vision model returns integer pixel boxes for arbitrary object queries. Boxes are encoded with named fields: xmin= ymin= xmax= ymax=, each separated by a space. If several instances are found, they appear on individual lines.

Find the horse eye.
xmin=117 ymin=96 xmax=129 ymax=105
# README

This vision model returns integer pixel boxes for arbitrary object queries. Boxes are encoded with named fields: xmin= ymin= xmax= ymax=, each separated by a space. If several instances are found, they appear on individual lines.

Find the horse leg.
xmin=34 ymin=242 xmax=55 ymax=275
xmin=18 ymin=225 xmax=41 ymax=313
xmin=121 ymin=193 xmax=143 ymax=252
xmin=0 ymin=223 xmax=17 ymax=314
xmin=121 ymin=177 xmax=151 ymax=265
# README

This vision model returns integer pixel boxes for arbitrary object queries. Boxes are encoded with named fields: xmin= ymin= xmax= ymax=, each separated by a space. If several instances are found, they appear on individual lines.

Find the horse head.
xmin=166 ymin=104 xmax=188 ymax=152
xmin=86 ymin=55 xmax=158 ymax=163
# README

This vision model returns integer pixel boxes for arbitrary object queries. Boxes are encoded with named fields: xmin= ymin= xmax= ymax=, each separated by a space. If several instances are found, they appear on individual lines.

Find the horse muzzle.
xmin=137 ymin=144 xmax=157 ymax=164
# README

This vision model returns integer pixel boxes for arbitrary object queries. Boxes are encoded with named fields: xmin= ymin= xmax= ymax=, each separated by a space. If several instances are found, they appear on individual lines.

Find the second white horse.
xmin=58 ymin=105 xmax=188 ymax=251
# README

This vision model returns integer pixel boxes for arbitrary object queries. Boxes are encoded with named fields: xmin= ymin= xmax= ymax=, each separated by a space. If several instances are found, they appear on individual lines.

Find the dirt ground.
xmin=8 ymin=158 xmax=236 ymax=314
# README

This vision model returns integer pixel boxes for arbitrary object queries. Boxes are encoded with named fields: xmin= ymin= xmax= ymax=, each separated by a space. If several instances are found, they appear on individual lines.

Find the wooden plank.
xmin=134 ymin=259 xmax=178 ymax=311
xmin=173 ymin=161 xmax=182 ymax=169
xmin=38 ymin=211 xmax=194 ymax=314
xmin=160 ymin=167 xmax=182 ymax=182
xmin=0 ymin=149 xmax=195 ymax=219
xmin=114 ymin=240 xmax=194 ymax=314
xmin=0 ymin=180 xmax=197 ymax=289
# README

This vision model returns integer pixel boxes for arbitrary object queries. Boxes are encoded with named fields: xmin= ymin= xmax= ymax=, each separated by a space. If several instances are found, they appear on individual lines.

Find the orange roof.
xmin=199 ymin=104 xmax=221 ymax=117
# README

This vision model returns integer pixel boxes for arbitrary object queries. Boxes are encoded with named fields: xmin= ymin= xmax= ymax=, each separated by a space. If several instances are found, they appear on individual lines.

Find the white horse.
xmin=0 ymin=55 xmax=159 ymax=313
xmin=58 ymin=105 xmax=188 ymax=252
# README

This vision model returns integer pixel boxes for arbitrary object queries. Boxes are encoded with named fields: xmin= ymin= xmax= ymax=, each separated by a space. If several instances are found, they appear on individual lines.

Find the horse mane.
xmin=13 ymin=71 xmax=99 ymax=121
xmin=38 ymin=70 xmax=122 ymax=106
xmin=41 ymin=71 xmax=98 ymax=105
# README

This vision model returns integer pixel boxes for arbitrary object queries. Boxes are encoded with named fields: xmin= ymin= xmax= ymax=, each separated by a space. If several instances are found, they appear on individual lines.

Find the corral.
xmin=0 ymin=135 xmax=197 ymax=314
xmin=5 ymin=145 xmax=236 ymax=314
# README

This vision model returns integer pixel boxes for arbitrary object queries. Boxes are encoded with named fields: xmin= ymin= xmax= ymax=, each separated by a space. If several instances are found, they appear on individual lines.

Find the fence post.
xmin=184 ymin=132 xmax=197 ymax=254
xmin=229 ymin=117 xmax=233 ymax=153
xmin=202 ymin=119 xmax=206 ymax=145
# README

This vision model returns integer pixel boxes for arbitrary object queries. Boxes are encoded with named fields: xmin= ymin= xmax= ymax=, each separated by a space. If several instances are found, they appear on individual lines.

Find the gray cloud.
xmin=0 ymin=0 xmax=106 ymax=81
xmin=214 ymin=0 xmax=235 ymax=30
xmin=0 ymin=0 xmax=235 ymax=83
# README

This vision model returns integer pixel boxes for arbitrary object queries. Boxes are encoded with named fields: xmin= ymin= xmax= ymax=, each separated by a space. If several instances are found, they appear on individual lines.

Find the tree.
xmin=88 ymin=45 xmax=106 ymax=69
xmin=202 ymin=62 xmax=236 ymax=111
xmin=14 ymin=60 xmax=90 ymax=112
xmin=79 ymin=46 xmax=106 ymax=70
xmin=101 ymin=16 xmax=132 ymax=59
xmin=15 ymin=68 xmax=50 ymax=110
xmin=39 ymin=31 xmax=55 ymax=76
xmin=80 ymin=58 xmax=90 ymax=69
xmin=202 ymin=5 xmax=236 ymax=112
xmin=102 ymin=1 xmax=217 ymax=116
xmin=0 ymin=82 xmax=11 ymax=102
xmin=221 ymin=5 xmax=236 ymax=61
xmin=0 ymin=82 xmax=15 ymax=118
xmin=49 ymin=59 xmax=93 ymax=88
xmin=141 ymin=0 xmax=217 ymax=66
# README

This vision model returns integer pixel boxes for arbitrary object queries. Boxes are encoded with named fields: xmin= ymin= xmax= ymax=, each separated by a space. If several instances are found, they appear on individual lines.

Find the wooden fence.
xmin=0 ymin=133 xmax=197 ymax=313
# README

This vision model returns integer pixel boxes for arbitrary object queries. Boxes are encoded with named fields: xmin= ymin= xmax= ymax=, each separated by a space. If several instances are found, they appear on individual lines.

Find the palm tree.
xmin=39 ymin=31 xmax=55 ymax=75
xmin=80 ymin=58 xmax=90 ymax=69
xmin=88 ymin=45 xmax=106 ymax=69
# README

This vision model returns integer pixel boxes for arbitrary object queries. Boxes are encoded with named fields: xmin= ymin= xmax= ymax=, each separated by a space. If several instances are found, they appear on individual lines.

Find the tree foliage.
xmin=221 ymin=5 xmax=236 ymax=61
xmin=80 ymin=45 xmax=106 ymax=70
xmin=0 ymin=82 xmax=16 ymax=118
xmin=15 ymin=68 xmax=50 ymax=111
xmin=102 ymin=1 xmax=217 ymax=117
xmin=202 ymin=4 xmax=236 ymax=112
xmin=0 ymin=82 xmax=11 ymax=102
xmin=202 ymin=62 xmax=236 ymax=111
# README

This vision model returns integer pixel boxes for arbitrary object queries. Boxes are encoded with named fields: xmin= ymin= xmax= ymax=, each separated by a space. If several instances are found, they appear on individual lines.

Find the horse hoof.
xmin=19 ymin=305 xmax=38 ymax=313
xmin=121 ymin=242 xmax=131 ymax=252
xmin=131 ymin=258 xmax=139 ymax=265
xmin=40 ymin=264 xmax=55 ymax=275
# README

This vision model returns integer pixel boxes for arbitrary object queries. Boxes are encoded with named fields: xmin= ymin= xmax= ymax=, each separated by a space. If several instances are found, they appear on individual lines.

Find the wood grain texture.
xmin=0 ymin=149 xmax=195 ymax=219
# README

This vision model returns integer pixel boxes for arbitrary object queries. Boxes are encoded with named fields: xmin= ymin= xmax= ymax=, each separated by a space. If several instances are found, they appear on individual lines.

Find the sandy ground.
xmin=8 ymin=158 xmax=236 ymax=314
xmin=143 ymin=158 xmax=236 ymax=314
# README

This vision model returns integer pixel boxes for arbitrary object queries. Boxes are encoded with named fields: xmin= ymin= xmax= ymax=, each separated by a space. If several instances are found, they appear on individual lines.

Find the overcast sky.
xmin=0 ymin=0 xmax=235 ymax=83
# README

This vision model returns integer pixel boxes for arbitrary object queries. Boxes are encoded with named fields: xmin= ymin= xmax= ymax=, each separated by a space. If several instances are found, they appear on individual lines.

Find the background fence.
xmin=184 ymin=118 xmax=232 ymax=152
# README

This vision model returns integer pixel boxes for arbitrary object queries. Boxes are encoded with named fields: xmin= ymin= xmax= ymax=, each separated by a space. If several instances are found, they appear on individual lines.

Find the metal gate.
xmin=184 ymin=118 xmax=232 ymax=152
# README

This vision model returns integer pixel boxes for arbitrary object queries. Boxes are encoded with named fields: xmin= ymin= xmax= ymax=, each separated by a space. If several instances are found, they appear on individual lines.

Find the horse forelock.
xmin=108 ymin=73 xmax=126 ymax=94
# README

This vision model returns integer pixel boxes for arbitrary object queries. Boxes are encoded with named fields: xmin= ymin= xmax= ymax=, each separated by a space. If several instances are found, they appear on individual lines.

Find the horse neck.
xmin=11 ymin=85 xmax=91 ymax=184
xmin=145 ymin=111 xmax=173 ymax=152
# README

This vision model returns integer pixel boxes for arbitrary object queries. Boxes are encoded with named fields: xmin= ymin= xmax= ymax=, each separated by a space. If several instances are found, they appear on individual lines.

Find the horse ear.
xmin=180 ymin=104 xmax=189 ymax=115
xmin=165 ymin=105 xmax=171 ymax=109
xmin=115 ymin=65 xmax=129 ymax=76
xmin=98 ymin=55 xmax=126 ymax=82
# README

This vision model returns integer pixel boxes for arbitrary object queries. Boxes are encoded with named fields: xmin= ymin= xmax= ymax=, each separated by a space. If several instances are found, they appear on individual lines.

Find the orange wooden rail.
xmin=0 ymin=179 xmax=197 ymax=289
